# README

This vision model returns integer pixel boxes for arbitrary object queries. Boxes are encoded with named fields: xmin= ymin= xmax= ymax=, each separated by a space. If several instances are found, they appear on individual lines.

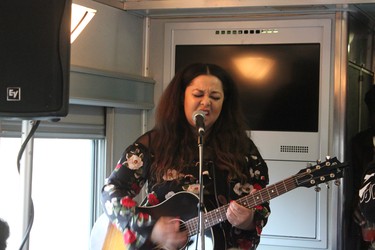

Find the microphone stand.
xmin=196 ymin=131 xmax=205 ymax=250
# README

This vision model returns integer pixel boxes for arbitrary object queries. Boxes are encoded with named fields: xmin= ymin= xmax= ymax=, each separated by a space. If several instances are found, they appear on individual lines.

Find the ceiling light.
xmin=71 ymin=4 xmax=96 ymax=43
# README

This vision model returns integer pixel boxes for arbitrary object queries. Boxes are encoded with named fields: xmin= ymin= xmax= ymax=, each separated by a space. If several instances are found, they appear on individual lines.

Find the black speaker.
xmin=0 ymin=0 xmax=71 ymax=119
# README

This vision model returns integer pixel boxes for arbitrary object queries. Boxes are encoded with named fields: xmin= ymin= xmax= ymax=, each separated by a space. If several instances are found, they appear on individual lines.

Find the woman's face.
xmin=184 ymin=74 xmax=224 ymax=130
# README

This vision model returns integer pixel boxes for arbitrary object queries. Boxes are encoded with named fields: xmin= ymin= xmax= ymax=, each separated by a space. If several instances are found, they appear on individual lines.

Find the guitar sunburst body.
xmin=102 ymin=222 xmax=125 ymax=250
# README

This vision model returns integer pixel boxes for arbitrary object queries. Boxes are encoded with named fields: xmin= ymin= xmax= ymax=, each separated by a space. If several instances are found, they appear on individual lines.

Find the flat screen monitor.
xmin=175 ymin=43 xmax=320 ymax=132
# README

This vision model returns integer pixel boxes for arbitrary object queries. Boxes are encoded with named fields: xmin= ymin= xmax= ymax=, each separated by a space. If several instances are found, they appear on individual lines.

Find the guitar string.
xmin=180 ymin=163 xmax=339 ymax=235
xmin=180 ymin=175 xmax=299 ymax=235
xmin=179 ymin=176 xmax=296 ymax=235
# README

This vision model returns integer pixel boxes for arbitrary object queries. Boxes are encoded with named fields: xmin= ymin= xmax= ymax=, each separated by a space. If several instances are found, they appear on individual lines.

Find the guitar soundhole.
xmin=185 ymin=230 xmax=215 ymax=250
xmin=168 ymin=219 xmax=190 ymax=249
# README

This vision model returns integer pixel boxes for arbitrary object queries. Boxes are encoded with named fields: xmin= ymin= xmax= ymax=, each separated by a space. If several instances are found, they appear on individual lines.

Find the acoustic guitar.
xmin=91 ymin=157 xmax=347 ymax=250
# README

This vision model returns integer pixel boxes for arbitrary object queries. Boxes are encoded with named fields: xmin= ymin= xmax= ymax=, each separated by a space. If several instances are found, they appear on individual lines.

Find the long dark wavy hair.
xmin=150 ymin=63 xmax=250 ymax=183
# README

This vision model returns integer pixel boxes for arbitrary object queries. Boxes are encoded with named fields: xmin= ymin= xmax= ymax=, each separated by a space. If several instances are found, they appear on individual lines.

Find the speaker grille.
xmin=280 ymin=145 xmax=309 ymax=153
xmin=0 ymin=0 xmax=71 ymax=119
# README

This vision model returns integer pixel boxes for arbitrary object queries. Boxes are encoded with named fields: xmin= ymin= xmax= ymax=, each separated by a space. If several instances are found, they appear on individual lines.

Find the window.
xmin=0 ymin=137 xmax=103 ymax=250
xmin=0 ymin=104 xmax=106 ymax=250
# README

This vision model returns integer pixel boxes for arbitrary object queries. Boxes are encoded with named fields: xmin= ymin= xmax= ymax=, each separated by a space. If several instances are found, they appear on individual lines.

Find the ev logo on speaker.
xmin=7 ymin=87 xmax=21 ymax=101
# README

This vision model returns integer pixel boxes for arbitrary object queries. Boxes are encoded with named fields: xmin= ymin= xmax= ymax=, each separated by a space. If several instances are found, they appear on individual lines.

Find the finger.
xmin=250 ymin=189 xmax=258 ymax=194
xmin=226 ymin=210 xmax=237 ymax=226
xmin=230 ymin=201 xmax=240 ymax=214
xmin=230 ymin=202 xmax=248 ymax=220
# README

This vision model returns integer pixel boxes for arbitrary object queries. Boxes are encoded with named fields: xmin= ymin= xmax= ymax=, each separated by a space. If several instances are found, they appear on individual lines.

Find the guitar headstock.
xmin=295 ymin=156 xmax=347 ymax=189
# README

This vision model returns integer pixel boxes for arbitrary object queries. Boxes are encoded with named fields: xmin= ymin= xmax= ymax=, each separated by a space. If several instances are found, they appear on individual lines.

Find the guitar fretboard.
xmin=185 ymin=175 xmax=298 ymax=236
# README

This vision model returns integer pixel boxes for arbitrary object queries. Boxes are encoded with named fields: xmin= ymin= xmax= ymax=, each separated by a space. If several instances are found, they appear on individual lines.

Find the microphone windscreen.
xmin=192 ymin=110 xmax=205 ymax=122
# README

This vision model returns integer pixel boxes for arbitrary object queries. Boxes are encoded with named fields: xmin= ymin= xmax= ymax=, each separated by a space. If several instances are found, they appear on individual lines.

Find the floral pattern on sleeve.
xmin=101 ymin=142 xmax=155 ymax=249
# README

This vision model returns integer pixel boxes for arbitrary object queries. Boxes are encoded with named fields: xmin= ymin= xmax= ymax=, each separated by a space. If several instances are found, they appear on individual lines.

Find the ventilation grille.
xmin=280 ymin=145 xmax=309 ymax=154
xmin=215 ymin=28 xmax=279 ymax=35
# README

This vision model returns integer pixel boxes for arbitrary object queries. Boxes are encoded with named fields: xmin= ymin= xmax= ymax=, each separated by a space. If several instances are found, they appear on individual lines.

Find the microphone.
xmin=192 ymin=110 xmax=205 ymax=135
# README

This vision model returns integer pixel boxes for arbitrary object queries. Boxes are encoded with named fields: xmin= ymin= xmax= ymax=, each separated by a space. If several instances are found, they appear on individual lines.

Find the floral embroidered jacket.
xmin=101 ymin=133 xmax=270 ymax=250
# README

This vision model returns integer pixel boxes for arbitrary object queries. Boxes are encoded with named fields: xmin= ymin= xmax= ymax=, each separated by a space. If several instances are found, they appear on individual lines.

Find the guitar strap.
xmin=211 ymin=162 xmax=227 ymax=234
xmin=211 ymin=162 xmax=221 ymax=208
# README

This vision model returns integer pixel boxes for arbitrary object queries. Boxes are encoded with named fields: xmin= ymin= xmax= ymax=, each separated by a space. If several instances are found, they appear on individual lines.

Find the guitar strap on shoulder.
xmin=211 ymin=162 xmax=221 ymax=208
xmin=211 ymin=162 xmax=228 ymax=238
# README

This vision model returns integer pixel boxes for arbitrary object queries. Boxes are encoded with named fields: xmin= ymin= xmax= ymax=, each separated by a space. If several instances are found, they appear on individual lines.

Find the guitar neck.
xmin=185 ymin=175 xmax=298 ymax=236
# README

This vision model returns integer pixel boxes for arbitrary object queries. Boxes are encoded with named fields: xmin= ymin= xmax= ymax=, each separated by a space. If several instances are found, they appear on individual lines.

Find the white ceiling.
xmin=93 ymin=0 xmax=375 ymax=23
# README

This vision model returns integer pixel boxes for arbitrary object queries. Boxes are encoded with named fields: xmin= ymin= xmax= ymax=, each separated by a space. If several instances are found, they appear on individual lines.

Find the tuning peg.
xmin=325 ymin=156 xmax=331 ymax=160
xmin=334 ymin=180 xmax=341 ymax=186
xmin=316 ymin=159 xmax=322 ymax=164
xmin=315 ymin=186 xmax=321 ymax=192
xmin=325 ymin=182 xmax=330 ymax=189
